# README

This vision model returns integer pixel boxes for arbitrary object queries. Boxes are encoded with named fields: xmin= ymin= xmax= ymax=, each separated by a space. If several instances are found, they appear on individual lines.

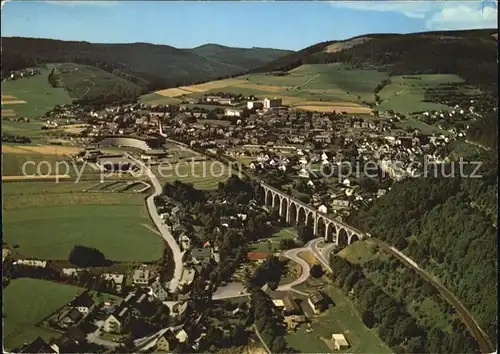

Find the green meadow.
xmin=2 ymin=182 xmax=164 ymax=262
xmin=2 ymin=67 xmax=72 ymax=117
xmin=3 ymin=278 xmax=84 ymax=350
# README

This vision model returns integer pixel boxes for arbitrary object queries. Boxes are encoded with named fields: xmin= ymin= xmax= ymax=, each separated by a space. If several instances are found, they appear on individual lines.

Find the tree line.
xmin=330 ymin=255 xmax=480 ymax=353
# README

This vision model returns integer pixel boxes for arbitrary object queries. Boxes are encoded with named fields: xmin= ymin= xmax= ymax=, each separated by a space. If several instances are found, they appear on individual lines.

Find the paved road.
xmin=372 ymin=238 xmax=494 ymax=353
xmin=86 ymin=321 xmax=120 ymax=349
xmin=126 ymin=153 xmax=184 ymax=293
xmin=278 ymin=247 xmax=312 ymax=291
xmin=308 ymin=238 xmax=333 ymax=272
xmin=213 ymin=240 xmax=318 ymax=300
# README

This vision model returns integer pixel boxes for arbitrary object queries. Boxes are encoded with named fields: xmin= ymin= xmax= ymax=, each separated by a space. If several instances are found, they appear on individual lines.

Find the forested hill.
xmin=347 ymin=150 xmax=498 ymax=346
xmin=1 ymin=37 xmax=293 ymax=91
xmin=253 ymin=29 xmax=497 ymax=95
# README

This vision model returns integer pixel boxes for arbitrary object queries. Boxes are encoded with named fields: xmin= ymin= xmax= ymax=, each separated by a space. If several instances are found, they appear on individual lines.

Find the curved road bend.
xmin=126 ymin=153 xmax=184 ymax=293
xmin=372 ymin=239 xmax=494 ymax=353
xmin=213 ymin=240 xmax=317 ymax=300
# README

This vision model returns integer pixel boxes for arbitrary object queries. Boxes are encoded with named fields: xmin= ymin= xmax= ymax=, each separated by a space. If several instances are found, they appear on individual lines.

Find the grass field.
xmin=2 ymin=148 xmax=96 ymax=178
xmin=143 ymin=63 xmax=383 ymax=114
xmin=286 ymin=282 xmax=392 ymax=353
xmin=337 ymin=239 xmax=383 ymax=264
xmin=1 ymin=120 xmax=47 ymax=141
xmin=377 ymin=74 xmax=468 ymax=115
xmin=251 ymin=227 xmax=297 ymax=253
xmin=1 ymin=68 xmax=72 ymax=117
xmin=139 ymin=92 xmax=182 ymax=105
xmin=2 ymin=182 xmax=164 ymax=262
xmin=3 ymin=278 xmax=84 ymax=350
xmin=153 ymin=160 xmax=234 ymax=190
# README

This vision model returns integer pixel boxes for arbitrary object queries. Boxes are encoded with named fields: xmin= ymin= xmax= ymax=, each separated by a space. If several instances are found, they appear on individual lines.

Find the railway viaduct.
xmin=259 ymin=181 xmax=366 ymax=246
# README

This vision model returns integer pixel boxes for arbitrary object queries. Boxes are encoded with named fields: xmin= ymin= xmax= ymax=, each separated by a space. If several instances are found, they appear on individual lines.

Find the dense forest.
xmin=1 ymin=37 xmax=292 ymax=91
xmin=347 ymin=150 xmax=498 ymax=344
xmin=330 ymin=255 xmax=480 ymax=353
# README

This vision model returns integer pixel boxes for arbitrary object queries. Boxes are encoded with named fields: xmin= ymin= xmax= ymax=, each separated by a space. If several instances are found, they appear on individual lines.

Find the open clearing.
xmin=2 ymin=182 xmax=164 ymax=262
xmin=251 ymin=227 xmax=296 ymax=253
xmin=324 ymin=37 xmax=372 ymax=53
xmin=286 ymin=281 xmax=392 ymax=353
xmin=377 ymin=74 xmax=468 ymax=115
xmin=3 ymin=278 xmax=84 ymax=350
xmin=1 ymin=67 xmax=72 ymax=117
xmin=153 ymin=160 xmax=233 ymax=190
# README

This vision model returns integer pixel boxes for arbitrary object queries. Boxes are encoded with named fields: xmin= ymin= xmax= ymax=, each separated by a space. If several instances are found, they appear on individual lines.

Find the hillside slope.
xmin=253 ymin=29 xmax=497 ymax=94
xmin=1 ymin=37 xmax=293 ymax=92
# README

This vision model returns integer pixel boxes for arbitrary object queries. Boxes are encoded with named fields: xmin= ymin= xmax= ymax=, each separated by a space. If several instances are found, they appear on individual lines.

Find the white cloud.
xmin=329 ymin=1 xmax=439 ymax=19
xmin=329 ymin=1 xmax=497 ymax=30
xmin=426 ymin=3 xmax=498 ymax=30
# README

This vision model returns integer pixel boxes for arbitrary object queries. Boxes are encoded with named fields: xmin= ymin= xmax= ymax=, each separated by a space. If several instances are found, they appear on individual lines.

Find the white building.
xmin=298 ymin=168 xmax=310 ymax=178
xmin=263 ymin=98 xmax=282 ymax=109
xmin=247 ymin=101 xmax=263 ymax=109
xmin=224 ymin=109 xmax=241 ymax=117
xmin=16 ymin=259 xmax=47 ymax=268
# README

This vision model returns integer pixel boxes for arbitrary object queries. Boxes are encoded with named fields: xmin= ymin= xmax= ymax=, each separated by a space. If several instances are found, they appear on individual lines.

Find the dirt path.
xmin=292 ymin=74 xmax=321 ymax=90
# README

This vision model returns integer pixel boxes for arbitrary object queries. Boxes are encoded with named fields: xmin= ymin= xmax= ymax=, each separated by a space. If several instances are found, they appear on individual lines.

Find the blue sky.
xmin=1 ymin=1 xmax=497 ymax=50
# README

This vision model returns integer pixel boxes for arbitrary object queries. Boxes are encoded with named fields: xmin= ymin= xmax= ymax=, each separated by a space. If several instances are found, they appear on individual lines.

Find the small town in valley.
xmin=1 ymin=1 xmax=497 ymax=354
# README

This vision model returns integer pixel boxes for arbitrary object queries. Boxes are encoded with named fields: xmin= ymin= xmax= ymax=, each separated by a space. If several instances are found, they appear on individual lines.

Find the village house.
xmin=102 ymin=306 xmax=131 ymax=334
xmin=132 ymin=266 xmax=150 ymax=286
xmin=69 ymin=291 xmax=95 ymax=314
xmin=283 ymin=296 xmax=301 ymax=317
xmin=16 ymin=259 xmax=47 ymax=268
xmin=308 ymin=291 xmax=327 ymax=314
xmin=102 ymin=273 xmax=125 ymax=293
xmin=56 ymin=308 xmax=83 ymax=329
xmin=155 ymin=329 xmax=178 ymax=352
xmin=331 ymin=199 xmax=350 ymax=211
xmin=20 ymin=337 xmax=58 ymax=353
xmin=225 ymin=108 xmax=242 ymax=117
xmin=331 ymin=333 xmax=349 ymax=351
xmin=150 ymin=278 xmax=170 ymax=301
xmin=49 ymin=328 xmax=87 ymax=354
xmin=175 ymin=328 xmax=189 ymax=343
xmin=62 ymin=268 xmax=79 ymax=277
xmin=179 ymin=267 xmax=196 ymax=289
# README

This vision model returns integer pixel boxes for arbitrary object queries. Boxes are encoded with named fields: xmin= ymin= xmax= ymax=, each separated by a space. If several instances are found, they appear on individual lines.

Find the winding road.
xmin=126 ymin=153 xmax=184 ymax=293
xmin=212 ymin=238 xmax=323 ymax=300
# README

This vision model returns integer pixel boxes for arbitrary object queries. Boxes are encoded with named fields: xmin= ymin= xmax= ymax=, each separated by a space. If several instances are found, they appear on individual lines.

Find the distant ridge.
xmin=1 ymin=36 xmax=294 ymax=92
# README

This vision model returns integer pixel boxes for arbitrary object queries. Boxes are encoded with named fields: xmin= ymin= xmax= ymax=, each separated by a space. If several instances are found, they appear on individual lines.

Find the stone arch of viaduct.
xmin=260 ymin=182 xmax=365 ymax=246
